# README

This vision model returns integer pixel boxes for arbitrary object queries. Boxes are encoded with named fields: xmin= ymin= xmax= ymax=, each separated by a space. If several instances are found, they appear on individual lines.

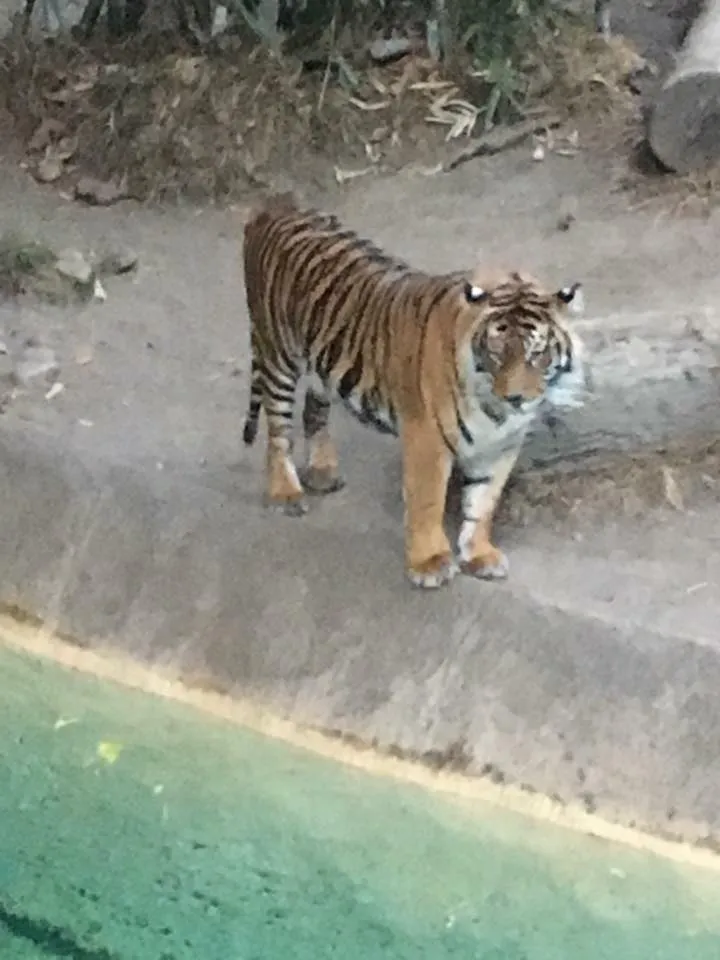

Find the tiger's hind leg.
xmin=458 ymin=451 xmax=519 ymax=580
xmin=262 ymin=361 xmax=307 ymax=517
xmin=300 ymin=384 xmax=345 ymax=495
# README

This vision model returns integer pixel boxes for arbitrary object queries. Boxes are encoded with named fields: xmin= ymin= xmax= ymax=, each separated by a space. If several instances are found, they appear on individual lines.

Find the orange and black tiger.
xmin=242 ymin=193 xmax=589 ymax=589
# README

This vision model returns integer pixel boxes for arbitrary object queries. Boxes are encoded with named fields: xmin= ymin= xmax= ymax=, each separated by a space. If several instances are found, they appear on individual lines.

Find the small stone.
xmin=74 ymin=176 xmax=129 ymax=207
xmin=35 ymin=154 xmax=64 ymax=183
xmin=368 ymin=36 xmax=413 ymax=63
xmin=97 ymin=247 xmax=138 ymax=276
xmin=211 ymin=3 xmax=228 ymax=35
xmin=55 ymin=249 xmax=93 ymax=285
xmin=45 ymin=381 xmax=65 ymax=401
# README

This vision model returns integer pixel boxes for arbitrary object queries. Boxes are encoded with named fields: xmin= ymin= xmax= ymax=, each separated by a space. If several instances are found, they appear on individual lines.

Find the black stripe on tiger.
xmin=242 ymin=195 xmax=470 ymax=454
xmin=240 ymin=194 xmax=586 ymax=591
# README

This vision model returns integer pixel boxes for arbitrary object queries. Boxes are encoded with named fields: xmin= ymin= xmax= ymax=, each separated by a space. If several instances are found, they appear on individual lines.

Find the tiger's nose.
xmin=505 ymin=394 xmax=524 ymax=409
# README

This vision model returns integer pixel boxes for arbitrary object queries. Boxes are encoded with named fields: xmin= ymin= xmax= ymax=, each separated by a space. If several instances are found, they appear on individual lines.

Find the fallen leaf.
xmin=334 ymin=165 xmax=373 ymax=184
xmin=53 ymin=716 xmax=79 ymax=730
xmin=96 ymin=741 xmax=123 ymax=764
xmin=661 ymin=466 xmax=684 ymax=511
xmin=348 ymin=96 xmax=389 ymax=111
xmin=75 ymin=343 xmax=94 ymax=365
xmin=45 ymin=381 xmax=65 ymax=401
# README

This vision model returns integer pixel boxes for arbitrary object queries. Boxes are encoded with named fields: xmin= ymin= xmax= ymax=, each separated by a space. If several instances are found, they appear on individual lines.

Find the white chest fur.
xmin=454 ymin=351 xmax=539 ymax=474
xmin=456 ymin=398 xmax=535 ymax=475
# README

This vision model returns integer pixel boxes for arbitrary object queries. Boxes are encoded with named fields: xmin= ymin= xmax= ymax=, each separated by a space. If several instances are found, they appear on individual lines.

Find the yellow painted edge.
xmin=2 ymin=614 xmax=719 ymax=875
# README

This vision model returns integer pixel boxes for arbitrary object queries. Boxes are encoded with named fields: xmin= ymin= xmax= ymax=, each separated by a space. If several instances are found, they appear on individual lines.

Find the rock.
xmin=34 ymin=154 xmax=64 ymax=184
xmin=74 ymin=176 xmax=129 ymax=207
xmin=44 ymin=381 xmax=65 ymax=402
xmin=55 ymin=249 xmax=93 ymax=285
xmin=368 ymin=36 xmax=413 ymax=64
xmin=97 ymin=247 xmax=138 ymax=276
xmin=211 ymin=3 xmax=228 ymax=36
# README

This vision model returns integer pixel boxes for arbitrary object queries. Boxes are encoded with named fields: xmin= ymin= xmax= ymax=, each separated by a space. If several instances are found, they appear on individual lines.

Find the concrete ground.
xmin=0 ymin=131 xmax=719 ymax=847
xmin=2 ymin=641 xmax=720 ymax=960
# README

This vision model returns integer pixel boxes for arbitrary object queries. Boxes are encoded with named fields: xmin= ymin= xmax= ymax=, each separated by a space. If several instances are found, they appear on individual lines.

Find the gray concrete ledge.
xmin=1 ymin=383 xmax=720 ymax=845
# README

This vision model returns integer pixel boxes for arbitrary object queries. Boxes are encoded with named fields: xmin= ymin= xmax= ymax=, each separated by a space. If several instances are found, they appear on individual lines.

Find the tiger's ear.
xmin=556 ymin=282 xmax=584 ymax=317
xmin=464 ymin=281 xmax=489 ymax=304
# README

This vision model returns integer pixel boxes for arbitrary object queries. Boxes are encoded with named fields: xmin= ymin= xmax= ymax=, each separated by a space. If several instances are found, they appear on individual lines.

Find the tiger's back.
xmin=242 ymin=193 xmax=465 ymax=444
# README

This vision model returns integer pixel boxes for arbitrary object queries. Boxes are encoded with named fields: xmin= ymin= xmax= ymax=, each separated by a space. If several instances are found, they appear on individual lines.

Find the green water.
xmin=0 ymin=644 xmax=719 ymax=959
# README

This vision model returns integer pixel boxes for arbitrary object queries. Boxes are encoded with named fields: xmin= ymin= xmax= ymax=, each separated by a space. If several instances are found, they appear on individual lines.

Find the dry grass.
xmin=1 ymin=34 xmax=374 ymax=201
xmin=0 ymin=18 xmax=649 ymax=204
xmin=501 ymin=435 xmax=720 ymax=529
xmin=535 ymin=25 xmax=642 ymax=122
xmin=616 ymin=146 xmax=720 ymax=218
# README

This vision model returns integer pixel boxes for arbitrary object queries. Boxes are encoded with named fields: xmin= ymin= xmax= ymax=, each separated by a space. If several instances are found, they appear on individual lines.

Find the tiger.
xmin=242 ymin=193 xmax=589 ymax=589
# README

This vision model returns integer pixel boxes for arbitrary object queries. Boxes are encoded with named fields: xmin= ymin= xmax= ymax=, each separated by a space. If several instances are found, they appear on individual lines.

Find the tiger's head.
xmin=462 ymin=269 xmax=589 ymax=419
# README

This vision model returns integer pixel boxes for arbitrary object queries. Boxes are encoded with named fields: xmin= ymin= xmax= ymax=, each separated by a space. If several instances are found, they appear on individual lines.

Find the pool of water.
xmin=1 ymin=641 xmax=719 ymax=959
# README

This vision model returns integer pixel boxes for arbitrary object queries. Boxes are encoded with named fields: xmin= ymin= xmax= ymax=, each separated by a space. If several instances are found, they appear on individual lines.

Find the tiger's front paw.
xmin=461 ymin=545 xmax=509 ymax=581
xmin=407 ymin=552 xmax=458 ymax=590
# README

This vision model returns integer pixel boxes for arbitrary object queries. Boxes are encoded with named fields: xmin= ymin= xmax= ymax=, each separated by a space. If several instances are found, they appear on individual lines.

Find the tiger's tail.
xmin=243 ymin=358 xmax=263 ymax=446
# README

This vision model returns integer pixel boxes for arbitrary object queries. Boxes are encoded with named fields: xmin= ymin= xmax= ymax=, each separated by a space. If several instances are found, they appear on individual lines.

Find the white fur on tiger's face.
xmin=465 ymin=274 xmax=590 ymax=424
